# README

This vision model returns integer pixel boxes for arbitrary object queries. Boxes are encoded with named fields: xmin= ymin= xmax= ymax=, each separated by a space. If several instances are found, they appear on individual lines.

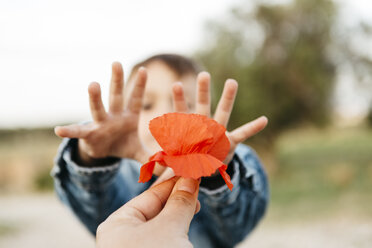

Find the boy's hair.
xmin=128 ymin=54 xmax=201 ymax=81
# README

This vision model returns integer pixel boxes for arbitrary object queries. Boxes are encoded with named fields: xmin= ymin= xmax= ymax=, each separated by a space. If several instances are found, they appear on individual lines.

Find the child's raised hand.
xmin=55 ymin=62 xmax=150 ymax=165
xmin=172 ymin=72 xmax=268 ymax=164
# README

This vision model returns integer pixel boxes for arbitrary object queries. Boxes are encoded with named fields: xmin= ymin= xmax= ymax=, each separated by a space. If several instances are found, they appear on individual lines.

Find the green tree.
xmin=195 ymin=0 xmax=372 ymax=146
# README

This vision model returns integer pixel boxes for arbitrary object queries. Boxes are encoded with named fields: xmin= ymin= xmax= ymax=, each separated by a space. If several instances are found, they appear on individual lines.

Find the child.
xmin=52 ymin=54 xmax=269 ymax=248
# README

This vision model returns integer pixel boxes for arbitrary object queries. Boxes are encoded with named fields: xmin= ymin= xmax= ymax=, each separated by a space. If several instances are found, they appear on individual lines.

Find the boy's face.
xmin=127 ymin=61 xmax=196 ymax=153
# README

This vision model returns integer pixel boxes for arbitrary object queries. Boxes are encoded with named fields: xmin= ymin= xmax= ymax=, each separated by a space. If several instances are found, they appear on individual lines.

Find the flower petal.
xmin=138 ymin=161 xmax=156 ymax=183
xmin=218 ymin=165 xmax=233 ymax=191
xmin=203 ymin=118 xmax=230 ymax=161
xmin=163 ymin=153 xmax=223 ymax=179
xmin=139 ymin=113 xmax=233 ymax=190
xmin=138 ymin=151 xmax=165 ymax=183
xmin=149 ymin=113 xmax=215 ymax=155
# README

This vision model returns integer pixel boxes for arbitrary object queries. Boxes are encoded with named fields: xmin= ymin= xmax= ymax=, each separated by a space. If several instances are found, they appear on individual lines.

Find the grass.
xmin=1 ymin=126 xmax=372 ymax=221
xmin=0 ymin=222 xmax=17 ymax=237
xmin=268 ymin=127 xmax=372 ymax=220
xmin=0 ymin=128 xmax=60 ymax=192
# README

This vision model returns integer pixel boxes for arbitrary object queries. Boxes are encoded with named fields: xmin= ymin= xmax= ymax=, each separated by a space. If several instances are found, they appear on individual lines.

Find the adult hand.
xmin=54 ymin=62 xmax=150 ymax=165
xmin=96 ymin=177 xmax=200 ymax=248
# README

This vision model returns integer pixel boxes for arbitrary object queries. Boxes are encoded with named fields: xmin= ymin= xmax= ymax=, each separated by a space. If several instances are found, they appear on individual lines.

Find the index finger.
xmin=111 ymin=177 xmax=178 ymax=223
xmin=214 ymin=79 xmax=238 ymax=127
xmin=151 ymin=167 xmax=175 ymax=188
xmin=88 ymin=82 xmax=107 ymax=122
xmin=127 ymin=67 xmax=147 ymax=114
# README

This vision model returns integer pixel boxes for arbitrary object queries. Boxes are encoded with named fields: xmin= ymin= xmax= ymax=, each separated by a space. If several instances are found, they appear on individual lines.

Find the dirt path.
xmin=240 ymin=216 xmax=372 ymax=248
xmin=0 ymin=194 xmax=371 ymax=248
xmin=0 ymin=194 xmax=94 ymax=248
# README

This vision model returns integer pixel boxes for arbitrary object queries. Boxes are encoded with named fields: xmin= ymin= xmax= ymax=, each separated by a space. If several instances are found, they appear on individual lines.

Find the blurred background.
xmin=1 ymin=0 xmax=372 ymax=247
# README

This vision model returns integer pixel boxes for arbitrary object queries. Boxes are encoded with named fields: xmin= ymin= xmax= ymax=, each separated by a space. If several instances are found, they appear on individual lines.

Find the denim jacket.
xmin=52 ymin=138 xmax=269 ymax=248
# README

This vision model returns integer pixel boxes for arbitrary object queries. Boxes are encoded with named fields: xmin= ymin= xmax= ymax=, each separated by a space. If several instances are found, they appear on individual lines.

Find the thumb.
xmin=157 ymin=177 xmax=200 ymax=234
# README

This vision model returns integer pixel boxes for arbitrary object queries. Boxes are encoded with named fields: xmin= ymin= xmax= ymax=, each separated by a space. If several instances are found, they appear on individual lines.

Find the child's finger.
xmin=127 ymin=67 xmax=147 ymax=114
xmin=54 ymin=124 xmax=90 ymax=139
xmin=214 ymin=79 xmax=238 ymax=127
xmin=88 ymin=82 xmax=107 ymax=122
xmin=229 ymin=116 xmax=268 ymax=144
xmin=172 ymin=82 xmax=189 ymax=113
xmin=109 ymin=62 xmax=124 ymax=113
xmin=196 ymin=72 xmax=211 ymax=117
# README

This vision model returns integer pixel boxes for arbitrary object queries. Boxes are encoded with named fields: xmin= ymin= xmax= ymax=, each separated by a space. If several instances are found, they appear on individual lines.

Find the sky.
xmin=0 ymin=0 xmax=371 ymax=128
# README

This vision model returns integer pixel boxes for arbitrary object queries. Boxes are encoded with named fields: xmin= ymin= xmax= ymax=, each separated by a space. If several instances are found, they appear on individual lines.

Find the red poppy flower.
xmin=138 ymin=113 xmax=233 ymax=190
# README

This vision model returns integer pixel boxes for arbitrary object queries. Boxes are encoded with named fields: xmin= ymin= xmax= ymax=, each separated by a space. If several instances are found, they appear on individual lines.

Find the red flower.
xmin=138 ymin=113 xmax=233 ymax=190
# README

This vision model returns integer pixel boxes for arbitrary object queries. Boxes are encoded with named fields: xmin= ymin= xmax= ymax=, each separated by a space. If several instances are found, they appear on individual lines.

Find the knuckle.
xmin=86 ymin=147 xmax=104 ymax=158
xmin=96 ymin=222 xmax=107 ymax=238
xmin=86 ymin=150 xmax=96 ymax=158
xmin=85 ymin=129 xmax=93 ymax=138
xmin=169 ymin=193 xmax=194 ymax=208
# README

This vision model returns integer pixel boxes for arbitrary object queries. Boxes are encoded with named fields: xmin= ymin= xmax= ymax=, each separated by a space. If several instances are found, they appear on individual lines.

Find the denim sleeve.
xmin=197 ymin=144 xmax=269 ymax=248
xmin=51 ymin=138 xmax=152 ymax=235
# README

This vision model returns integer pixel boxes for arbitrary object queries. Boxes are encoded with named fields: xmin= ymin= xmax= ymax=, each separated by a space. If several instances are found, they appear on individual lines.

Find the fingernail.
xmin=177 ymin=178 xmax=198 ymax=194
xmin=195 ymin=200 xmax=201 ymax=214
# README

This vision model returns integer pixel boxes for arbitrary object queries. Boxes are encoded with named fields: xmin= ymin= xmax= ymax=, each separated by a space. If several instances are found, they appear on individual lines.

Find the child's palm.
xmin=172 ymin=72 xmax=268 ymax=164
xmin=152 ymin=73 xmax=268 ymax=185
xmin=55 ymin=63 xmax=149 ymax=164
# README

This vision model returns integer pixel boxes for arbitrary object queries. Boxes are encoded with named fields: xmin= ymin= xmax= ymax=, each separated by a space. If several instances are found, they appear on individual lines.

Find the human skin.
xmin=54 ymin=61 xmax=268 ymax=176
xmin=96 ymin=177 xmax=200 ymax=248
